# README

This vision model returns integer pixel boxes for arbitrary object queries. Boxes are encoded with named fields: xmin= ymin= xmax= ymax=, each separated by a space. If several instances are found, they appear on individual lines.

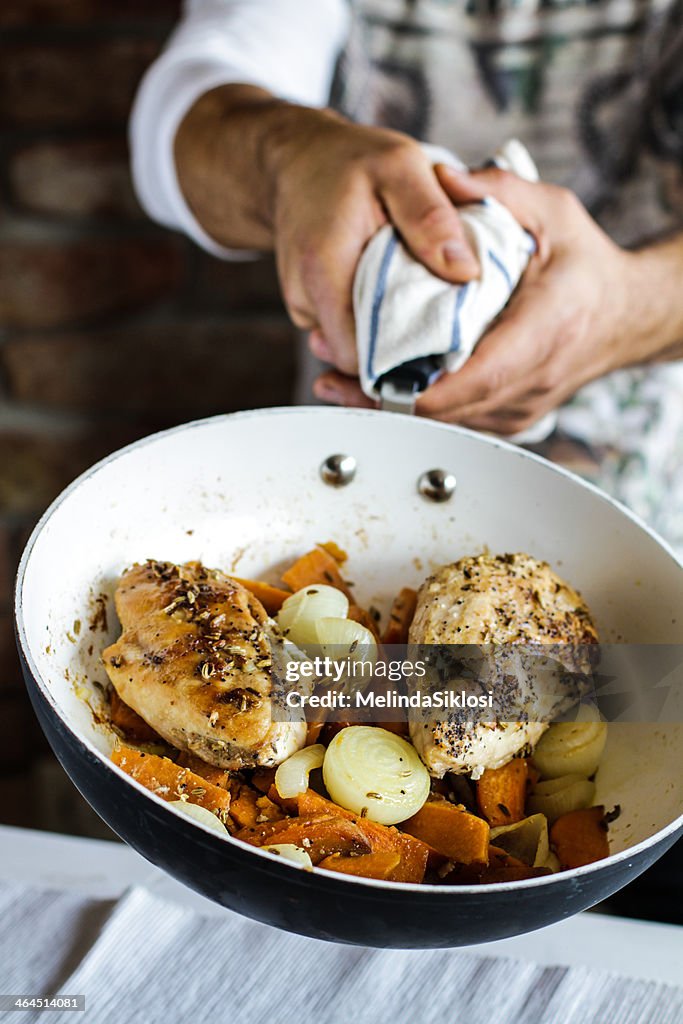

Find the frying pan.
xmin=14 ymin=407 xmax=683 ymax=946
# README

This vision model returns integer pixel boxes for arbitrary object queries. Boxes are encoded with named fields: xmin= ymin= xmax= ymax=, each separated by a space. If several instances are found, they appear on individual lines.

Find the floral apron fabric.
xmin=333 ymin=0 xmax=683 ymax=550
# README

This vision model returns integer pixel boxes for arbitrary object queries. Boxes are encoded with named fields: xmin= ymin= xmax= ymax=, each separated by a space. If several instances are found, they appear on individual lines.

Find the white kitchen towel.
xmin=0 ymin=881 xmax=114 ymax=998
xmin=354 ymin=139 xmax=555 ymax=443
xmin=1 ymin=881 xmax=680 ymax=1024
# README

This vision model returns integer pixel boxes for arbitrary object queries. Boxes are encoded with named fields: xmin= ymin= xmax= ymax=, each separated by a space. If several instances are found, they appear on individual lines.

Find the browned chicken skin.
xmin=408 ymin=553 xmax=598 ymax=777
xmin=410 ymin=553 xmax=598 ymax=647
xmin=103 ymin=560 xmax=306 ymax=770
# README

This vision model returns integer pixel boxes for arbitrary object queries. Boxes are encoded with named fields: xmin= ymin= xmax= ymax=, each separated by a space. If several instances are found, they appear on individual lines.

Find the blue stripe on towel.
xmin=367 ymin=231 xmax=398 ymax=383
xmin=487 ymin=247 xmax=513 ymax=290
xmin=450 ymin=283 xmax=470 ymax=352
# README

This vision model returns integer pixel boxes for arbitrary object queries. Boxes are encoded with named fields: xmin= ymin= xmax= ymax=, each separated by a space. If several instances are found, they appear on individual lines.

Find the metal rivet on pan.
xmin=417 ymin=469 xmax=456 ymax=503
xmin=320 ymin=453 xmax=357 ymax=487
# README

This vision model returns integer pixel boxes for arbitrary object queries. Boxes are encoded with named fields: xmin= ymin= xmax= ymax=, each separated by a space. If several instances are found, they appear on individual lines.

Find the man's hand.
xmin=316 ymin=167 xmax=683 ymax=432
xmin=175 ymin=85 xmax=479 ymax=376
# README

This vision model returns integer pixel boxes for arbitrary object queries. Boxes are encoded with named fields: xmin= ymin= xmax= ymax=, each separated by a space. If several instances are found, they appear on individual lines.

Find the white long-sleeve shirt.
xmin=130 ymin=0 xmax=349 ymax=257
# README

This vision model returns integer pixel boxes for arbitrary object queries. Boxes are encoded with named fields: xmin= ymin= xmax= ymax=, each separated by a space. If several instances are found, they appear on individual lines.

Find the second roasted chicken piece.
xmin=408 ymin=553 xmax=598 ymax=777
xmin=103 ymin=560 xmax=306 ymax=770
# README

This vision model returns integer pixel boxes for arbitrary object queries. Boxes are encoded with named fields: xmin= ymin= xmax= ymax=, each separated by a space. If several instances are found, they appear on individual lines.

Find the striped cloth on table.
xmin=1 ymin=881 xmax=682 ymax=1024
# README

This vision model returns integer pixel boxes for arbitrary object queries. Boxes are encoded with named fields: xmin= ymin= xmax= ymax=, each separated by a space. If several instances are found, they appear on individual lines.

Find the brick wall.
xmin=0 ymin=2 xmax=297 ymax=834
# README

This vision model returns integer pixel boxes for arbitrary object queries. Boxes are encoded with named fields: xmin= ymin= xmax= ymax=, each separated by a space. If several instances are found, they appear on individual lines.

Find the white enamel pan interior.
xmin=15 ymin=407 xmax=683 ymax=872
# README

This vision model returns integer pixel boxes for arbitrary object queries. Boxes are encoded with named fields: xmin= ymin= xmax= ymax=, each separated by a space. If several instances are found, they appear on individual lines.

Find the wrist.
xmin=618 ymin=241 xmax=683 ymax=365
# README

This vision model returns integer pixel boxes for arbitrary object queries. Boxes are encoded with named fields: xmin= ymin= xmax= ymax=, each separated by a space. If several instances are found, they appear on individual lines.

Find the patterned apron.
xmin=330 ymin=0 xmax=683 ymax=550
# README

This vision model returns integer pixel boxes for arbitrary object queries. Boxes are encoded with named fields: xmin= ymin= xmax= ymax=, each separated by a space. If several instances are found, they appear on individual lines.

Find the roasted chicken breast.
xmin=408 ymin=553 xmax=598 ymax=777
xmin=103 ymin=560 xmax=306 ymax=770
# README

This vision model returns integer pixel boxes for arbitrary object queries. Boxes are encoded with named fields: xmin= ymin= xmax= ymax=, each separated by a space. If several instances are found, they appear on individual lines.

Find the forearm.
xmin=174 ymin=84 xmax=347 ymax=251
xmin=625 ymin=233 xmax=683 ymax=364
xmin=174 ymin=84 xmax=281 ymax=251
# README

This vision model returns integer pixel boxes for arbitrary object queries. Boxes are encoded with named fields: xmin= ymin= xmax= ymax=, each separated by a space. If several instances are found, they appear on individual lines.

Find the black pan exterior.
xmin=21 ymin=654 xmax=682 ymax=949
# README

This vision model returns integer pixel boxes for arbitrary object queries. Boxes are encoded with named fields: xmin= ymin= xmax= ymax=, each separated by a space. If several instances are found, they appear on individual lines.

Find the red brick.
xmin=0 ymin=614 xmax=22 ymax=694
xmin=3 ymin=320 xmax=298 ymax=416
xmin=0 ymin=237 xmax=185 ymax=328
xmin=0 ymin=423 xmax=148 ymax=517
xmin=0 ymin=0 xmax=179 ymax=27
xmin=0 ymin=40 xmax=161 ymax=129
xmin=192 ymin=252 xmax=285 ymax=313
xmin=9 ymin=138 xmax=142 ymax=220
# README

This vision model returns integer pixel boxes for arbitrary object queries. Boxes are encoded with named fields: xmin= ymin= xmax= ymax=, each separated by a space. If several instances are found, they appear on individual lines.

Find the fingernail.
xmin=443 ymin=241 xmax=478 ymax=267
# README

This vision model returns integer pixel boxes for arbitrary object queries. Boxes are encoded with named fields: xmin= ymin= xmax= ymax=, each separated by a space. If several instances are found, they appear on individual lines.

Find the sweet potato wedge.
xmin=109 ymin=690 xmax=161 ymax=743
xmin=318 ymin=851 xmax=401 ymax=880
xmin=550 ymin=806 xmax=609 ymax=868
xmin=382 ymin=588 xmax=418 ymax=645
xmin=229 ymin=785 xmax=286 ymax=829
xmin=236 ymin=813 xmax=371 ymax=864
xmin=476 ymin=758 xmax=529 ymax=827
xmin=319 ymin=540 xmax=348 ymax=564
xmin=297 ymin=789 xmax=430 ymax=882
xmin=443 ymin=846 xmax=551 ymax=885
xmin=232 ymin=578 xmax=291 ymax=615
xmin=281 ymin=547 xmax=354 ymax=600
xmin=348 ymin=604 xmax=381 ymax=640
xmin=357 ymin=818 xmax=430 ymax=882
xmin=176 ymin=751 xmax=231 ymax=789
xmin=401 ymin=798 xmax=490 ymax=864
xmin=112 ymin=746 xmax=230 ymax=817
xmin=251 ymin=767 xmax=277 ymax=794
xmin=266 ymin=784 xmax=298 ymax=815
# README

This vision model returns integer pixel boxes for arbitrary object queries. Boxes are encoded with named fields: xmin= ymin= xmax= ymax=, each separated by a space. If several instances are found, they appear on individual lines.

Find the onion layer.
xmin=276 ymin=585 xmax=349 ymax=647
xmin=168 ymin=800 xmax=228 ymax=835
xmin=527 ymin=774 xmax=596 ymax=823
xmin=313 ymin=617 xmax=377 ymax=675
xmin=263 ymin=844 xmax=313 ymax=869
xmin=275 ymin=744 xmax=326 ymax=799
xmin=490 ymin=813 xmax=549 ymax=867
xmin=532 ymin=717 xmax=607 ymax=780
xmin=322 ymin=726 xmax=430 ymax=825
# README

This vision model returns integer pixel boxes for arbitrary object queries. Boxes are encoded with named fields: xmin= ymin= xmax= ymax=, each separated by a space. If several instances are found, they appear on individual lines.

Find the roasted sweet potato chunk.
xmin=444 ymin=846 xmax=551 ymax=884
xmin=231 ymin=578 xmax=291 ymax=614
xmin=382 ymin=588 xmax=418 ymax=645
xmin=297 ymin=789 xmax=429 ymax=882
xmin=401 ymin=798 xmax=490 ymax=864
xmin=348 ymin=604 xmax=381 ymax=640
xmin=550 ymin=806 xmax=609 ymax=868
xmin=476 ymin=758 xmax=529 ymax=827
xmin=229 ymin=784 xmax=286 ymax=829
xmin=109 ymin=690 xmax=161 ymax=744
xmin=112 ymin=746 xmax=230 ymax=816
xmin=176 ymin=751 xmax=231 ymax=789
xmin=281 ymin=546 xmax=354 ymax=600
xmin=236 ymin=813 xmax=371 ymax=864
xmin=318 ymin=851 xmax=401 ymax=880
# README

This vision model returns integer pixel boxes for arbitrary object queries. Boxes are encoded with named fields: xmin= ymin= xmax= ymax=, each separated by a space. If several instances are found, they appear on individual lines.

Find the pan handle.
xmin=377 ymin=356 xmax=441 ymax=414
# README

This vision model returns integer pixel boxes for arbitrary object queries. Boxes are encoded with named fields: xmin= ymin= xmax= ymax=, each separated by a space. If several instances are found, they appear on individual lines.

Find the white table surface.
xmin=1 ymin=824 xmax=681 ymax=986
